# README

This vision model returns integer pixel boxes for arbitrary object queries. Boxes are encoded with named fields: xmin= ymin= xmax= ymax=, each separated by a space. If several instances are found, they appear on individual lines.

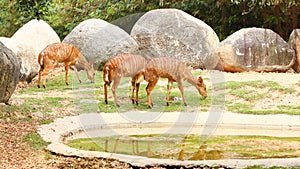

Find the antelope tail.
xmin=104 ymin=66 xmax=111 ymax=86
xmin=38 ymin=52 xmax=45 ymax=69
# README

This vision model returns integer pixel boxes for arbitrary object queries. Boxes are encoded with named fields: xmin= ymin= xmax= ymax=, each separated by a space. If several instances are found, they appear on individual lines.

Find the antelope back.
xmin=103 ymin=54 xmax=146 ymax=84
xmin=116 ymin=55 xmax=146 ymax=77
xmin=145 ymin=57 xmax=186 ymax=80
xmin=40 ymin=42 xmax=80 ymax=63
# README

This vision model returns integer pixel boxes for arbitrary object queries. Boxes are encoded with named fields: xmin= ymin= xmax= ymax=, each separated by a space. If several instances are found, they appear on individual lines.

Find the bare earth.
xmin=1 ymin=71 xmax=300 ymax=169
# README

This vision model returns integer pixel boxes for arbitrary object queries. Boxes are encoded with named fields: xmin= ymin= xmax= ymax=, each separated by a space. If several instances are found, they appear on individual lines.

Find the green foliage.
xmin=0 ymin=0 xmax=299 ymax=40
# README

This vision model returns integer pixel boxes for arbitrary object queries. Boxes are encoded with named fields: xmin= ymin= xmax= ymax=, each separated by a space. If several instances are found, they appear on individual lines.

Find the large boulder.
xmin=0 ymin=37 xmax=36 ymax=83
xmin=131 ymin=9 xmax=220 ymax=69
xmin=10 ymin=19 xmax=60 ymax=83
xmin=0 ymin=37 xmax=18 ymax=54
xmin=0 ymin=42 xmax=20 ymax=104
xmin=289 ymin=29 xmax=300 ymax=73
xmin=216 ymin=27 xmax=295 ymax=72
xmin=63 ymin=18 xmax=138 ymax=70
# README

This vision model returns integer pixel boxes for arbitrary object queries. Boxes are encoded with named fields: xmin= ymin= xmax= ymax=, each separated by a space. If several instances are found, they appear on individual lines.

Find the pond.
xmin=66 ymin=134 xmax=300 ymax=160
xmin=39 ymin=112 xmax=300 ymax=168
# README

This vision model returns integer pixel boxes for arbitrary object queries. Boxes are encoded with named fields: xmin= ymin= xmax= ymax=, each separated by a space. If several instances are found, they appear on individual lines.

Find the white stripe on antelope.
xmin=144 ymin=57 xmax=207 ymax=108
xmin=103 ymin=54 xmax=147 ymax=107
xmin=37 ymin=42 xmax=95 ymax=88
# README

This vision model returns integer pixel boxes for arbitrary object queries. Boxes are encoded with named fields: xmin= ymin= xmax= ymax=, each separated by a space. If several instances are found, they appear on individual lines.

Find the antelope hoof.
xmin=148 ymin=103 xmax=153 ymax=109
xmin=37 ymin=84 xmax=40 ymax=88
xmin=166 ymin=102 xmax=170 ymax=106
xmin=135 ymin=101 xmax=139 ymax=106
xmin=66 ymin=82 xmax=69 ymax=86
xmin=183 ymin=103 xmax=187 ymax=106
xmin=79 ymin=80 xmax=82 ymax=83
xmin=116 ymin=104 xmax=120 ymax=108
xmin=105 ymin=100 xmax=108 ymax=104
xmin=132 ymin=99 xmax=135 ymax=104
xmin=43 ymin=85 xmax=46 ymax=88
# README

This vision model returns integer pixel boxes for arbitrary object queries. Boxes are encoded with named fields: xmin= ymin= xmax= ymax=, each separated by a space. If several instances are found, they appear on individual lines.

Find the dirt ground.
xmin=1 ymin=71 xmax=300 ymax=169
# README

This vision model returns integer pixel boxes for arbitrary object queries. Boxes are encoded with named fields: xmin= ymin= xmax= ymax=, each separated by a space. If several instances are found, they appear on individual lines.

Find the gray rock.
xmin=0 ymin=42 xmax=20 ymax=104
xmin=131 ymin=9 xmax=220 ymax=69
xmin=111 ymin=13 xmax=145 ymax=34
xmin=216 ymin=27 xmax=295 ymax=72
xmin=289 ymin=29 xmax=300 ymax=73
xmin=0 ymin=37 xmax=40 ymax=83
xmin=10 ymin=19 xmax=60 ymax=83
xmin=63 ymin=18 xmax=138 ymax=70
xmin=0 ymin=37 xmax=18 ymax=54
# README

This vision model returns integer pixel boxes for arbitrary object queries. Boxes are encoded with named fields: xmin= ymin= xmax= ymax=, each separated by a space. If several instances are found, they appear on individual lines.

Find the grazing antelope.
xmin=37 ymin=42 xmax=95 ymax=88
xmin=144 ymin=57 xmax=207 ymax=108
xmin=103 ymin=54 xmax=147 ymax=107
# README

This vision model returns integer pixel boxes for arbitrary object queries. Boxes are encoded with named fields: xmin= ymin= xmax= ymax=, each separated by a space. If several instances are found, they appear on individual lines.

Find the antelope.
xmin=103 ymin=54 xmax=147 ymax=107
xmin=144 ymin=57 xmax=207 ymax=108
xmin=37 ymin=42 xmax=95 ymax=88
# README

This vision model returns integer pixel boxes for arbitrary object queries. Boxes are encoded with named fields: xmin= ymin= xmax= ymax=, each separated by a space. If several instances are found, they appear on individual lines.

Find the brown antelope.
xmin=103 ymin=54 xmax=147 ymax=107
xmin=144 ymin=57 xmax=207 ymax=108
xmin=37 ymin=42 xmax=95 ymax=88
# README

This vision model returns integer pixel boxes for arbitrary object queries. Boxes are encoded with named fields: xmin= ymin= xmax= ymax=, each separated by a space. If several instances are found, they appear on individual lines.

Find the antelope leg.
xmin=112 ymin=76 xmax=121 ymax=107
xmin=166 ymin=80 xmax=173 ymax=106
xmin=131 ymin=81 xmax=136 ymax=104
xmin=42 ymin=66 xmax=50 ymax=88
xmin=37 ymin=68 xmax=43 ymax=88
xmin=65 ymin=65 xmax=69 ymax=85
xmin=135 ymin=83 xmax=140 ymax=105
xmin=146 ymin=78 xmax=158 ymax=108
xmin=70 ymin=65 xmax=81 ymax=83
xmin=177 ymin=80 xmax=187 ymax=106
xmin=104 ymin=83 xmax=108 ymax=104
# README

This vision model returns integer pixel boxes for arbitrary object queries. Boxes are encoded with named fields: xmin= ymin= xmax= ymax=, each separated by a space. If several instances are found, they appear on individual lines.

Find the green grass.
xmin=3 ymin=71 xmax=299 ymax=118
xmin=67 ymin=134 xmax=300 ymax=160
xmin=225 ymin=80 xmax=300 ymax=115
xmin=226 ymin=80 xmax=296 ymax=94
xmin=19 ymin=132 xmax=50 ymax=150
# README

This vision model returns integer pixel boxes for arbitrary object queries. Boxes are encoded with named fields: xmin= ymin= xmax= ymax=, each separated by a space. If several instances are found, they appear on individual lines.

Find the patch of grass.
xmin=0 ymin=104 xmax=31 ymax=122
xmin=228 ymin=89 xmax=266 ymax=101
xmin=20 ymin=132 xmax=50 ymax=150
xmin=39 ymin=118 xmax=54 ymax=124
xmin=227 ymin=103 xmax=300 ymax=115
xmin=225 ymin=80 xmax=299 ymax=115
xmin=19 ymin=74 xmax=74 ymax=94
xmin=227 ymin=103 xmax=254 ymax=113
xmin=22 ymin=97 xmax=67 ymax=114
xmin=226 ymin=80 xmax=296 ymax=94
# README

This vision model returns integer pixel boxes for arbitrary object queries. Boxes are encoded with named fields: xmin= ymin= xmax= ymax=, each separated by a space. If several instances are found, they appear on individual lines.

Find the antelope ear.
xmin=198 ymin=76 xmax=203 ymax=83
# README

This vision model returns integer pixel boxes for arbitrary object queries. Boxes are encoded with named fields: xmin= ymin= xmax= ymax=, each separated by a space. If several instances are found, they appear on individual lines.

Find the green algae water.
xmin=66 ymin=134 xmax=300 ymax=160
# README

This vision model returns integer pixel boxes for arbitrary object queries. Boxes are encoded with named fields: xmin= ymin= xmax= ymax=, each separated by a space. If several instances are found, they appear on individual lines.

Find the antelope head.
xmin=196 ymin=76 xmax=207 ymax=98
xmin=86 ymin=61 xmax=95 ymax=83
